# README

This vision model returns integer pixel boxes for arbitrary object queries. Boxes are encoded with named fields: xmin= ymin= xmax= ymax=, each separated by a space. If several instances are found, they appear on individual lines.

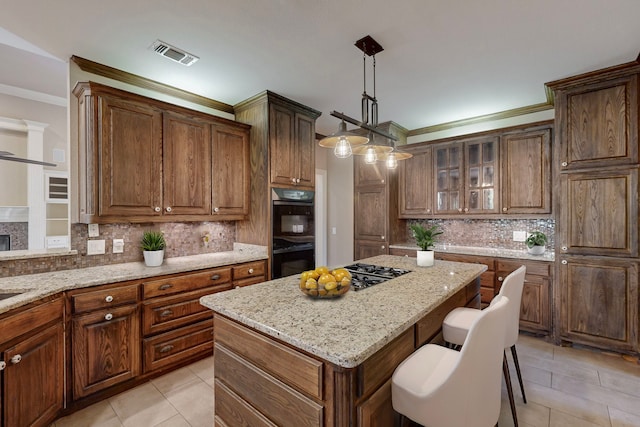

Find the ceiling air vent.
xmin=151 ymin=40 xmax=199 ymax=66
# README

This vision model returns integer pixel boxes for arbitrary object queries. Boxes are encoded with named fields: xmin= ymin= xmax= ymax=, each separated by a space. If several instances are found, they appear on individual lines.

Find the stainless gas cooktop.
xmin=343 ymin=263 xmax=412 ymax=291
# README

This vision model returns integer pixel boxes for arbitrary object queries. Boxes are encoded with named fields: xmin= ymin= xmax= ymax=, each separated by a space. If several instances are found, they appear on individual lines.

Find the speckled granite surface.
xmin=200 ymin=255 xmax=486 ymax=368
xmin=390 ymin=243 xmax=555 ymax=262
xmin=0 ymin=243 xmax=267 ymax=315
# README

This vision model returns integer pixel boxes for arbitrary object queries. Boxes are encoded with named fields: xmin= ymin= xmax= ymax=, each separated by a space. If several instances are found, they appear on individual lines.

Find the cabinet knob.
xmin=381 ymin=235 xmax=385 ymax=240
xmin=104 ymin=313 xmax=113 ymax=321
xmin=498 ymin=277 xmax=504 ymax=282
xmin=561 ymin=260 xmax=568 ymax=265
xmin=458 ymin=208 xmax=463 ymax=213
xmin=105 ymin=295 xmax=114 ymax=303
xmin=210 ymin=274 xmax=221 ymax=281
xmin=213 ymin=207 xmax=220 ymax=213
xmin=159 ymin=283 xmax=173 ymax=290
xmin=502 ymin=207 xmax=508 ymax=212
xmin=165 ymin=206 xmax=172 ymax=212
xmin=291 ymin=178 xmax=297 ymax=184
xmin=381 ymin=245 xmax=386 ymax=249
xmin=159 ymin=345 xmax=174 ymax=353
xmin=154 ymin=206 xmax=161 ymax=212
xmin=248 ymin=268 xmax=254 ymax=274
xmin=561 ymin=161 xmax=568 ymax=167
xmin=10 ymin=355 xmax=22 ymax=365
xmin=561 ymin=246 xmax=568 ymax=252
xmin=0 ymin=361 xmax=6 ymax=371
xmin=381 ymin=179 xmax=385 ymax=184
xmin=426 ymin=209 xmax=431 ymax=213
xmin=464 ymin=208 xmax=469 ymax=213
xmin=160 ymin=310 xmax=173 ymax=318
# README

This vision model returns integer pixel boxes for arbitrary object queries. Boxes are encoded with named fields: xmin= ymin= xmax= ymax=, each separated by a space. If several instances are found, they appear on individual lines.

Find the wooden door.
xmin=559 ymin=167 xmax=638 ymax=258
xmin=72 ymin=304 xmax=140 ymax=399
xmin=212 ymin=124 xmax=250 ymax=217
xmin=354 ymin=187 xmax=387 ymax=241
xmin=98 ymin=94 xmax=163 ymax=217
xmin=3 ymin=323 xmax=63 ymax=427
xmin=464 ymin=137 xmax=499 ymax=214
xmin=399 ymin=147 xmax=432 ymax=218
xmin=559 ymin=256 xmax=638 ymax=353
xmin=556 ymin=74 xmax=638 ymax=171
xmin=501 ymin=128 xmax=551 ymax=214
xmin=269 ymin=103 xmax=296 ymax=186
xmin=162 ymin=111 xmax=212 ymax=216
xmin=433 ymin=142 xmax=464 ymax=214
xmin=295 ymin=113 xmax=316 ymax=188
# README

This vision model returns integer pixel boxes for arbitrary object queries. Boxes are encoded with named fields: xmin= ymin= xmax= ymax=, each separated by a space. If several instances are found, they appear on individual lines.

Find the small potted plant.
xmin=141 ymin=230 xmax=166 ymax=267
xmin=410 ymin=224 xmax=443 ymax=267
xmin=525 ymin=231 xmax=547 ymax=255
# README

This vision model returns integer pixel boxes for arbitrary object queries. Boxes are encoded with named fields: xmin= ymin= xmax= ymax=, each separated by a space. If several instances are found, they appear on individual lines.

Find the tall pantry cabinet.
xmin=547 ymin=59 xmax=640 ymax=354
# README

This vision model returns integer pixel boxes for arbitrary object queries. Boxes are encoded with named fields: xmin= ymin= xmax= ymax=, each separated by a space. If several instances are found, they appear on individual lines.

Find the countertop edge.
xmin=390 ymin=243 xmax=555 ymax=262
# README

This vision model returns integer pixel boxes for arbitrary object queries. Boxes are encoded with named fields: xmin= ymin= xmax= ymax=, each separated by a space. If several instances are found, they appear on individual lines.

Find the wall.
xmin=325 ymin=152 xmax=354 ymax=268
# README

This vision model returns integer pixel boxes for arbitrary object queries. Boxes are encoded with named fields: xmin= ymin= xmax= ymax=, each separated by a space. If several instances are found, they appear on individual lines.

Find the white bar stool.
xmin=392 ymin=296 xmax=509 ymax=427
xmin=442 ymin=265 xmax=527 ymax=427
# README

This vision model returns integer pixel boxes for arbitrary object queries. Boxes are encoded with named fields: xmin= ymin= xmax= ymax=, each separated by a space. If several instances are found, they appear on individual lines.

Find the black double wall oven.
xmin=271 ymin=188 xmax=315 ymax=279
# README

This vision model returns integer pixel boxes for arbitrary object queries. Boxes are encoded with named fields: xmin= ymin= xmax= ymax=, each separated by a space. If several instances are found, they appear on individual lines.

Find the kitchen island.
xmin=200 ymin=255 xmax=486 ymax=427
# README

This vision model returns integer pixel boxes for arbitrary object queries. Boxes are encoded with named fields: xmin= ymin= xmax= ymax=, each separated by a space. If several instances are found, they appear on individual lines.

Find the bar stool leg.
xmin=511 ymin=345 xmax=527 ymax=403
xmin=503 ymin=351 xmax=518 ymax=427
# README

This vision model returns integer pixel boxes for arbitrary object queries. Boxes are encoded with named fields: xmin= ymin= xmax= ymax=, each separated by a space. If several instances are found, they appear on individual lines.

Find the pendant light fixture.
xmin=318 ymin=35 xmax=411 ymax=167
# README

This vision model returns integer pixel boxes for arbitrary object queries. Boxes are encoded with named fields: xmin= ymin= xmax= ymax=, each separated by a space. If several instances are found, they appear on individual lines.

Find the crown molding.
xmin=71 ymin=55 xmax=234 ymax=114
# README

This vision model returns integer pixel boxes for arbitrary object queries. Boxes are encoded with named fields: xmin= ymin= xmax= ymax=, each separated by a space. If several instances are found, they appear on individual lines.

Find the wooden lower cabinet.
xmin=558 ymin=256 xmax=639 ymax=353
xmin=435 ymin=253 xmax=496 ymax=307
xmin=1 ymin=297 xmax=64 ymax=427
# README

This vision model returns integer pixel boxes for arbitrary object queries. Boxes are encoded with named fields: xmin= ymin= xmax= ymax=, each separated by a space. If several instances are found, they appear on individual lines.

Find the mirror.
xmin=0 ymin=32 xmax=70 ymax=255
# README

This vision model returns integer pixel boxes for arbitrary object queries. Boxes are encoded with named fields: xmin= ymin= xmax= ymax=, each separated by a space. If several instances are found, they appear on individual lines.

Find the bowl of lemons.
xmin=299 ymin=266 xmax=352 ymax=298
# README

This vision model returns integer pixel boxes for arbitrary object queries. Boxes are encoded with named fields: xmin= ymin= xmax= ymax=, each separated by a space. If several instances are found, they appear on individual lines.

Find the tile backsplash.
xmin=407 ymin=218 xmax=555 ymax=250
xmin=0 ymin=221 xmax=236 ymax=277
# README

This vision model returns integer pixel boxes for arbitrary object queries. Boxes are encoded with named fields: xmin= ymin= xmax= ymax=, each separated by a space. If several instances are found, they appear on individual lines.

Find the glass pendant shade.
xmin=364 ymin=147 xmax=377 ymax=164
xmin=334 ymin=137 xmax=352 ymax=158
xmin=318 ymin=120 xmax=368 ymax=150
xmin=385 ymin=153 xmax=398 ymax=169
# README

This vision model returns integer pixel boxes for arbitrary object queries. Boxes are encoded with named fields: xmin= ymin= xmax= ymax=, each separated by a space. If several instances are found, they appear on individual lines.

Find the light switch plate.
xmin=87 ymin=239 xmax=105 ymax=255
xmin=88 ymin=223 xmax=99 ymax=237
xmin=513 ymin=231 xmax=527 ymax=242
xmin=113 ymin=238 xmax=124 ymax=254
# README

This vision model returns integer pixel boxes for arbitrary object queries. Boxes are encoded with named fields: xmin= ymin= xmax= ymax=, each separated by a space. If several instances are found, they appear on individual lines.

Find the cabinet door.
xmin=72 ymin=304 xmax=140 ymax=399
xmin=357 ymin=379 xmax=398 ymax=427
xmin=3 ymin=323 xmax=63 ymax=427
xmin=269 ymin=103 xmax=296 ymax=186
xmin=163 ymin=111 xmax=212 ymax=216
xmin=465 ymin=137 xmax=499 ymax=214
xmin=559 ymin=256 xmax=638 ymax=353
xmin=559 ymin=167 xmax=638 ymax=257
xmin=354 ymin=187 xmax=387 ymax=241
xmin=399 ymin=147 xmax=432 ymax=218
xmin=295 ymin=113 xmax=316 ymax=188
xmin=556 ymin=74 xmax=638 ymax=171
xmin=355 ymin=240 xmax=388 ymax=260
xmin=212 ymin=124 xmax=250 ymax=216
xmin=501 ymin=128 xmax=551 ymax=214
xmin=98 ymin=94 xmax=163 ymax=217
xmin=433 ymin=142 xmax=463 ymax=214
xmin=519 ymin=275 xmax=551 ymax=334
xmin=354 ymin=152 xmax=387 ymax=187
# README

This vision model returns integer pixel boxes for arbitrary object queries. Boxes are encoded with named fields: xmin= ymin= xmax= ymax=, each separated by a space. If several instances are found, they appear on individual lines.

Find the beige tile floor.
xmin=53 ymin=334 xmax=640 ymax=427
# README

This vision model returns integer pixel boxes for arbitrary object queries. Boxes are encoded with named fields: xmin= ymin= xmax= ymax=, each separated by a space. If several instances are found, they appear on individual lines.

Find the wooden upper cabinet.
xmin=163 ymin=111 xmax=212 ymax=216
xmin=550 ymin=72 xmax=638 ymax=171
xmin=398 ymin=146 xmax=432 ymax=218
xmin=74 ymin=81 xmax=250 ymax=223
xmin=269 ymin=103 xmax=317 ymax=189
xmin=501 ymin=127 xmax=552 ymax=214
xmin=354 ymin=186 xmax=387 ymax=242
xmin=97 ymin=93 xmax=163 ymax=218
xmin=355 ymin=155 xmax=388 ymax=188
xmin=212 ymin=124 xmax=250 ymax=217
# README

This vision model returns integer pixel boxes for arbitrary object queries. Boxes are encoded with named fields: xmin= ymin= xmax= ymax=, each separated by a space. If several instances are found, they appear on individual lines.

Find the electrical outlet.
xmin=513 ymin=231 xmax=527 ymax=242
xmin=113 ymin=238 xmax=124 ymax=254
xmin=88 ymin=223 xmax=99 ymax=237
xmin=87 ymin=239 xmax=105 ymax=255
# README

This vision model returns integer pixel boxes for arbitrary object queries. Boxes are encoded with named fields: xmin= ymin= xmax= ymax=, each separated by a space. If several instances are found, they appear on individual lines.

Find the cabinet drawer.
xmin=142 ymin=267 xmax=231 ymax=298
xmin=496 ymin=260 xmax=550 ymax=277
xmin=480 ymin=286 xmax=495 ymax=303
xmin=142 ymin=285 xmax=230 ymax=336
xmin=232 ymin=261 xmax=266 ymax=281
xmin=215 ymin=380 xmax=278 ymax=427
xmin=0 ymin=297 xmax=63 ymax=345
xmin=71 ymin=283 xmax=139 ymax=314
xmin=143 ymin=319 xmax=213 ymax=373
xmin=234 ymin=275 xmax=266 ymax=288
xmin=436 ymin=253 xmax=495 ymax=270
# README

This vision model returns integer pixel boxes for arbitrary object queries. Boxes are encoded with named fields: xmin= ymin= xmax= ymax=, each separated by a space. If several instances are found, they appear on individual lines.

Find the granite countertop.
xmin=200 ymin=255 xmax=487 ymax=368
xmin=0 ymin=243 xmax=267 ymax=316
xmin=390 ymin=243 xmax=556 ymax=262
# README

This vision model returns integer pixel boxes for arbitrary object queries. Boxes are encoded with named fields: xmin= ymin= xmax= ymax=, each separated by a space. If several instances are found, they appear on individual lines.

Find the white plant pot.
xmin=143 ymin=250 xmax=165 ymax=267
xmin=527 ymin=245 xmax=546 ymax=255
xmin=417 ymin=250 xmax=435 ymax=267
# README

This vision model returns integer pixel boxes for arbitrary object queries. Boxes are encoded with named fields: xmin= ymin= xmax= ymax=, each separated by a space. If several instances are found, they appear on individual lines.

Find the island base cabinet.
xmin=2 ymin=323 xmax=64 ymax=427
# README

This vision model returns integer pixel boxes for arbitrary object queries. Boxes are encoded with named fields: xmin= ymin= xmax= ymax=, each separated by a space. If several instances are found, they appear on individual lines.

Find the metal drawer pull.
xmin=159 ymin=284 xmax=173 ymax=290
xmin=104 ymin=313 xmax=113 ymax=321
xmin=210 ymin=274 xmax=221 ymax=280
xmin=248 ymin=268 xmax=254 ymax=274
xmin=159 ymin=345 xmax=174 ymax=353
xmin=160 ymin=310 xmax=173 ymax=318
xmin=10 ymin=355 xmax=22 ymax=364
xmin=0 ymin=361 xmax=6 ymax=370
xmin=105 ymin=295 xmax=114 ymax=303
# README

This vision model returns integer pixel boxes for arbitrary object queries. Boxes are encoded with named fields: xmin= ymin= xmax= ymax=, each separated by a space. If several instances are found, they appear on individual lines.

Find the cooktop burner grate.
xmin=344 ymin=263 xmax=412 ymax=291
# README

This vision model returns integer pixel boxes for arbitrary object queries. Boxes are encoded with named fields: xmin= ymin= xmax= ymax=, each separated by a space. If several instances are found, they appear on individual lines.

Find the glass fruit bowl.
xmin=299 ymin=267 xmax=351 ymax=298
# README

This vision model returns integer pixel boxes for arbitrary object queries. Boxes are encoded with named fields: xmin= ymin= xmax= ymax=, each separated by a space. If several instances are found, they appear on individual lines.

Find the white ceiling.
xmin=1 ymin=0 xmax=640 ymax=136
